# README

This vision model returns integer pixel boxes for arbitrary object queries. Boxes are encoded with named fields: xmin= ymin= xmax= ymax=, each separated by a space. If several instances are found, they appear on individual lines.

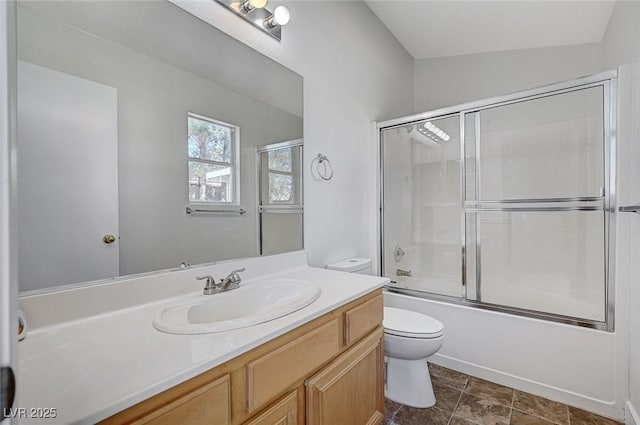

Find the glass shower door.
xmin=258 ymin=141 xmax=303 ymax=256
xmin=464 ymin=86 xmax=607 ymax=321
xmin=381 ymin=115 xmax=462 ymax=297
xmin=380 ymin=73 xmax=615 ymax=329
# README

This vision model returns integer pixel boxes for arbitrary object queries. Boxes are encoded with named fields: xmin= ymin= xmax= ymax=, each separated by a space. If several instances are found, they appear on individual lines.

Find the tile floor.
xmin=383 ymin=363 xmax=622 ymax=425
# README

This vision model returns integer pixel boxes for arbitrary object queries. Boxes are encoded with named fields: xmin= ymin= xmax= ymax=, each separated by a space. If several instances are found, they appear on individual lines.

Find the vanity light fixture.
xmin=215 ymin=0 xmax=290 ymax=41
xmin=240 ymin=0 xmax=267 ymax=13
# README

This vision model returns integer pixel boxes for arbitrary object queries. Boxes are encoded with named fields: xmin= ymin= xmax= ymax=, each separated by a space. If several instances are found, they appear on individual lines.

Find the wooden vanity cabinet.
xmin=101 ymin=289 xmax=383 ymax=425
xmin=306 ymin=329 xmax=384 ymax=425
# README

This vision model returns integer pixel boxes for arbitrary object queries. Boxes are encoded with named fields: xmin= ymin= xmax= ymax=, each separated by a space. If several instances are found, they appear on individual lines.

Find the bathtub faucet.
xmin=396 ymin=269 xmax=412 ymax=277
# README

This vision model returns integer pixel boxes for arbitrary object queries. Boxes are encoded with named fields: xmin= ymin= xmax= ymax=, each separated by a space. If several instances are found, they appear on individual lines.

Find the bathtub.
xmin=383 ymin=289 xmax=624 ymax=421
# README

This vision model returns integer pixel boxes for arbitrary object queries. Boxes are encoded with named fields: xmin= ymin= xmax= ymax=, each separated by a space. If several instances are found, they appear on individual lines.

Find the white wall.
xmin=602 ymin=3 xmax=640 ymax=423
xmin=413 ymin=43 xmax=603 ymax=112
xmin=170 ymin=0 xmax=415 ymax=268
xmin=625 ymin=61 xmax=640 ymax=425
xmin=602 ymin=1 xmax=640 ymax=71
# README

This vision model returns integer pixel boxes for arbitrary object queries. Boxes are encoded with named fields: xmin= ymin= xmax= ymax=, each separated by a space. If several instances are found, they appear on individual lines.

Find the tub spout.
xmin=396 ymin=269 xmax=412 ymax=277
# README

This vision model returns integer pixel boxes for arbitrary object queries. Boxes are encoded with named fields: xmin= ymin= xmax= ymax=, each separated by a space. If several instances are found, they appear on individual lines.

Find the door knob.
xmin=103 ymin=234 xmax=117 ymax=244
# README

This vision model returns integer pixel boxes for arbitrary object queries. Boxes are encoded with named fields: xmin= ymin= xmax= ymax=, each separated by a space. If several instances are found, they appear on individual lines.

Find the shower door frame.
xmin=256 ymin=139 xmax=304 ymax=256
xmin=377 ymin=70 xmax=618 ymax=332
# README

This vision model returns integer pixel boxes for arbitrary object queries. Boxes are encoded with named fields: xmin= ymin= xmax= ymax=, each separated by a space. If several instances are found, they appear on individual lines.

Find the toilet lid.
xmin=383 ymin=307 xmax=445 ymax=338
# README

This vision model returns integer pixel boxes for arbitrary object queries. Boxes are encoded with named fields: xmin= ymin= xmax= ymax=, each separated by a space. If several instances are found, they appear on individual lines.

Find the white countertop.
xmin=17 ymin=253 xmax=387 ymax=425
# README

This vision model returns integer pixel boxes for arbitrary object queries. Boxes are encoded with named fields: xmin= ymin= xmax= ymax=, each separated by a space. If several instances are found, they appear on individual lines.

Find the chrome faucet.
xmin=196 ymin=267 xmax=245 ymax=295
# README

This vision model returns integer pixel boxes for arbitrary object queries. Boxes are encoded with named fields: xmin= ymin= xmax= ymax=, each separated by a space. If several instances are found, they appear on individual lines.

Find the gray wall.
xmin=20 ymin=1 xmax=302 ymax=118
xmin=602 ymin=1 xmax=640 ymax=71
xmin=413 ymin=43 xmax=603 ymax=112
xmin=17 ymin=2 xmax=303 ymax=277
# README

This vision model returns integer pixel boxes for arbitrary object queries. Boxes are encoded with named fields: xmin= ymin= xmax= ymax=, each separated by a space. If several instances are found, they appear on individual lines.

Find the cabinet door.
xmin=246 ymin=319 xmax=340 ymax=413
xmin=344 ymin=294 xmax=383 ymax=346
xmin=244 ymin=391 xmax=298 ymax=425
xmin=306 ymin=328 xmax=384 ymax=425
xmin=129 ymin=375 xmax=230 ymax=425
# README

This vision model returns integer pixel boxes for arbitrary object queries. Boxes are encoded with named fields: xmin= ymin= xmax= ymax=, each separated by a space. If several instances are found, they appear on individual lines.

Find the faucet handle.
xmin=197 ymin=275 xmax=220 ymax=295
xmin=224 ymin=268 xmax=245 ymax=286
xmin=196 ymin=275 xmax=215 ymax=284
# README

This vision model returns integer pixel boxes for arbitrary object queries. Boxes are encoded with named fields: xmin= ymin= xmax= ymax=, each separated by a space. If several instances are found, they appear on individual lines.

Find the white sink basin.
xmin=153 ymin=278 xmax=321 ymax=334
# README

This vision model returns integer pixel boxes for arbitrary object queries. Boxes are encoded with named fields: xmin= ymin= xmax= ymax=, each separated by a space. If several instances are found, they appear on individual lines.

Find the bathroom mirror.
xmin=16 ymin=1 xmax=304 ymax=293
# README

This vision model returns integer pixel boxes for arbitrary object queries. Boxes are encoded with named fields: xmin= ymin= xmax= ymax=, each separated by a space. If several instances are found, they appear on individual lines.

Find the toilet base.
xmin=385 ymin=357 xmax=435 ymax=408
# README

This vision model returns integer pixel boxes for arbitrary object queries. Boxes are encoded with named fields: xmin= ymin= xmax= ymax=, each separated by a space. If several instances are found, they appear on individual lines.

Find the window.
xmin=187 ymin=114 xmax=239 ymax=204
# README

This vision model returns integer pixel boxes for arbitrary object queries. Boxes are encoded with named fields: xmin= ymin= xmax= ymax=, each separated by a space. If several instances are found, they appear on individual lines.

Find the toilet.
xmin=327 ymin=258 xmax=446 ymax=408
xmin=383 ymin=306 xmax=444 ymax=407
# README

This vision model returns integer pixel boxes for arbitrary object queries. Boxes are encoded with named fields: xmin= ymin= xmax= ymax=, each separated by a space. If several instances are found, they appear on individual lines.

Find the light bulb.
xmin=240 ymin=0 xmax=266 ymax=13
xmin=265 ymin=5 xmax=290 ymax=27
xmin=274 ymin=6 xmax=291 ymax=25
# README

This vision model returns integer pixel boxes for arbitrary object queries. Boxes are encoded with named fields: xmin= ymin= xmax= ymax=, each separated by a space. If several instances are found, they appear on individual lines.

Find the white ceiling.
xmin=364 ymin=1 xmax=616 ymax=59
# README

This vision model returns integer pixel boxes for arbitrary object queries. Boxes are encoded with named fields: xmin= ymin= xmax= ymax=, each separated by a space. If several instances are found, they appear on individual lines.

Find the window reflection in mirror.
xmin=187 ymin=114 xmax=240 ymax=205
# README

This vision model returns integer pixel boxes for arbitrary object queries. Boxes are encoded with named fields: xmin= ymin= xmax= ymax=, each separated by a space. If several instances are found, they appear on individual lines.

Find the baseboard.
xmin=627 ymin=401 xmax=640 ymax=425
xmin=429 ymin=353 xmax=625 ymax=422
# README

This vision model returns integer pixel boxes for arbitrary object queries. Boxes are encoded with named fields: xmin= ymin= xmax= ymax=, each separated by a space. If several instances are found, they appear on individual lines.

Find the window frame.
xmin=187 ymin=112 xmax=241 ymax=206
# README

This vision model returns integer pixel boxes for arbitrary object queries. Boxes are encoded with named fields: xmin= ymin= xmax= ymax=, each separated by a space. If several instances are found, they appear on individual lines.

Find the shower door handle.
xmin=619 ymin=205 xmax=640 ymax=213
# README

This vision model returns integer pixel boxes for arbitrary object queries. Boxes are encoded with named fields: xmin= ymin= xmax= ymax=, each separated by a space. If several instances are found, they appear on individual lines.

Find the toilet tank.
xmin=326 ymin=257 xmax=372 ymax=275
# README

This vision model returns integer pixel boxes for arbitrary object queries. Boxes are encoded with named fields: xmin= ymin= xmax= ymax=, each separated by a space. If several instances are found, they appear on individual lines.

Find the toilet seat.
xmin=383 ymin=307 xmax=444 ymax=339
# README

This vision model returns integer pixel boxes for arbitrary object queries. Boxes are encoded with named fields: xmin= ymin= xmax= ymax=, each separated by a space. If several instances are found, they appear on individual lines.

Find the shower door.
xmin=257 ymin=140 xmax=303 ymax=256
xmin=464 ymin=86 xmax=608 ymax=322
xmin=381 ymin=115 xmax=462 ymax=298
xmin=380 ymin=73 xmax=615 ymax=330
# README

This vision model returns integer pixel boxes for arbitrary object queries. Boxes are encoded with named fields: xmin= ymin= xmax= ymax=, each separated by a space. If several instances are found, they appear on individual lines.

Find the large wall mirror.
xmin=16 ymin=1 xmax=304 ymax=293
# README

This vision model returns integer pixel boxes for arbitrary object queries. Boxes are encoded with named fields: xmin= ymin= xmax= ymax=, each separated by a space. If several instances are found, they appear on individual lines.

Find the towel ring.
xmin=313 ymin=153 xmax=333 ymax=181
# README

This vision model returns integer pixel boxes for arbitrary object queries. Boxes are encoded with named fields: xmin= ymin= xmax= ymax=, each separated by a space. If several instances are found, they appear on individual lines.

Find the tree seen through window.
xmin=187 ymin=114 xmax=238 ymax=203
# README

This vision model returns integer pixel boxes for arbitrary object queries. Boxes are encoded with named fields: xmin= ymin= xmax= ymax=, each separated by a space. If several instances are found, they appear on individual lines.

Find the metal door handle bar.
xmin=186 ymin=207 xmax=246 ymax=215
xmin=619 ymin=205 xmax=640 ymax=213
xmin=466 ymin=206 xmax=602 ymax=212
